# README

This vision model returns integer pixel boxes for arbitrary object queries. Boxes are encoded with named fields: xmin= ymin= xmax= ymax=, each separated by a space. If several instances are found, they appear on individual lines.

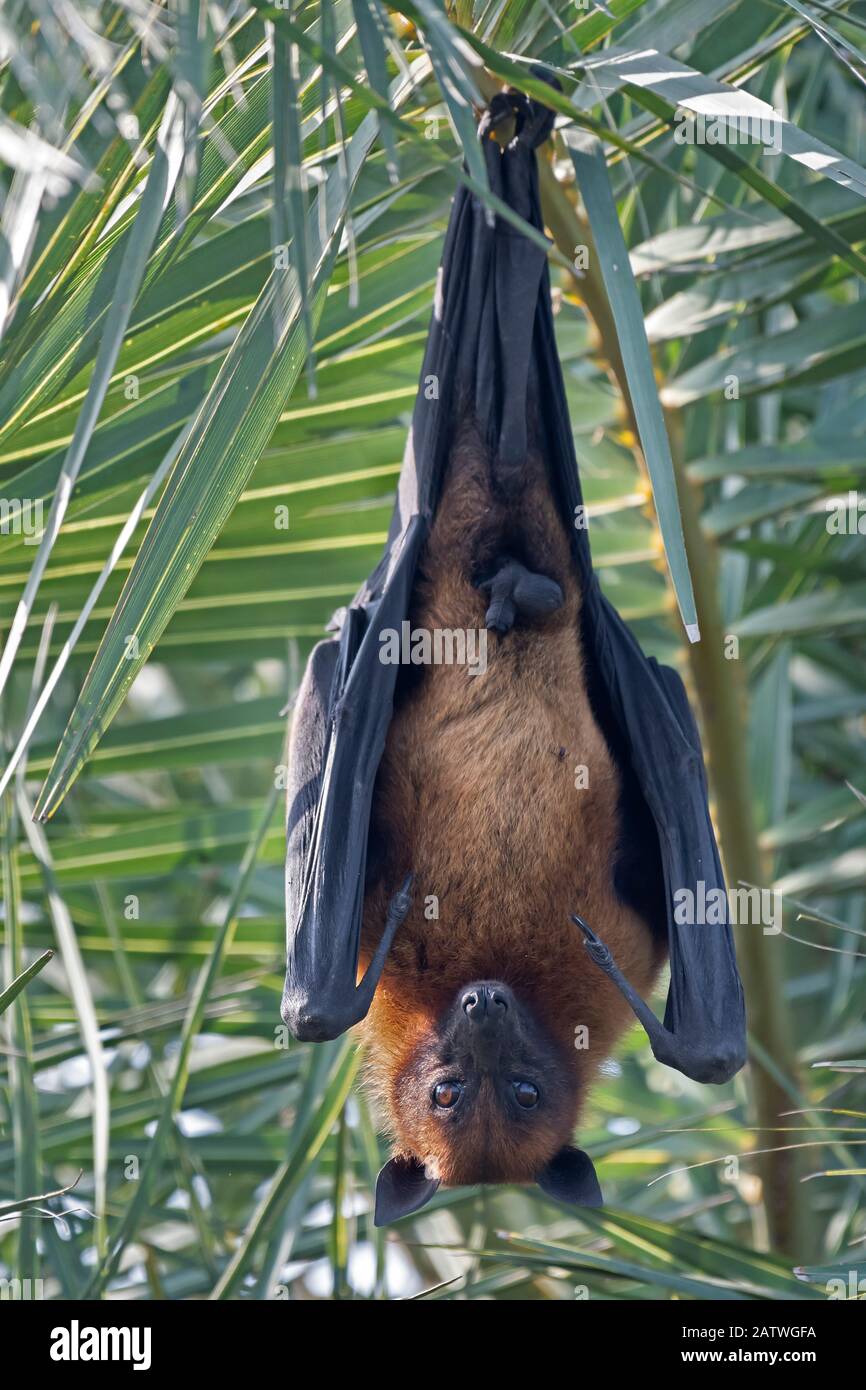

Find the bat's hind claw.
xmin=479 ymin=559 xmax=563 ymax=635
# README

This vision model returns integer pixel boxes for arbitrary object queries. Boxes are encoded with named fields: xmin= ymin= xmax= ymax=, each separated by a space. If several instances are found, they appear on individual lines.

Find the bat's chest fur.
xmin=361 ymin=416 xmax=662 ymax=1062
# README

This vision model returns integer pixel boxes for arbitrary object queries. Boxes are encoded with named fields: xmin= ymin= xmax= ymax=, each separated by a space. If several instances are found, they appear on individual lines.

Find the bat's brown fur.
xmin=359 ymin=413 xmax=665 ymax=1187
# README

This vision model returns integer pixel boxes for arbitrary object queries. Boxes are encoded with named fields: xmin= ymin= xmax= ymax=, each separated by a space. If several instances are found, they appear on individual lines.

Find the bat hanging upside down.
xmin=358 ymin=410 xmax=668 ymax=1223
xmin=282 ymin=85 xmax=744 ymax=1226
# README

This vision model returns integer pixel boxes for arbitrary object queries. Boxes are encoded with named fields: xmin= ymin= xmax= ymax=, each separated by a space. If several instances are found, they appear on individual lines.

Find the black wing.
xmin=282 ymin=528 xmax=423 ymax=1040
xmin=572 ymin=614 xmax=747 ymax=1084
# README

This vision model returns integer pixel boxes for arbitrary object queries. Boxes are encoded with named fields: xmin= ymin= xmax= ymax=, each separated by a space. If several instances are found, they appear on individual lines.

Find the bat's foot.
xmin=479 ymin=558 xmax=563 ymax=635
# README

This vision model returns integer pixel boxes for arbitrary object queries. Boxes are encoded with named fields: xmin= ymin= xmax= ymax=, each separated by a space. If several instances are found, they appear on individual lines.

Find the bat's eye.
xmin=432 ymin=1080 xmax=463 ymax=1109
xmin=512 ymin=1080 xmax=539 ymax=1108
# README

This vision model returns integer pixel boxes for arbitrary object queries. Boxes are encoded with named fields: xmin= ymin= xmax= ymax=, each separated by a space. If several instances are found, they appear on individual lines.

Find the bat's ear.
xmin=374 ymin=1156 xmax=440 ymax=1227
xmin=536 ymin=1147 xmax=603 ymax=1208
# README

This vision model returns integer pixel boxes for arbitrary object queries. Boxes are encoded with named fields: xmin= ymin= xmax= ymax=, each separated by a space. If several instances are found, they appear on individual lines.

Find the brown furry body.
xmin=360 ymin=415 xmax=665 ymax=1186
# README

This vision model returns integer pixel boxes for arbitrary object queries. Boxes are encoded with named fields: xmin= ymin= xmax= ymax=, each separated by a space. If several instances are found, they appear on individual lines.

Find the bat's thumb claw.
xmin=571 ymin=913 xmax=597 ymax=942
xmin=585 ymin=939 xmax=613 ymax=969
xmin=572 ymin=914 xmax=613 ymax=969
xmin=388 ymin=874 xmax=414 ymax=920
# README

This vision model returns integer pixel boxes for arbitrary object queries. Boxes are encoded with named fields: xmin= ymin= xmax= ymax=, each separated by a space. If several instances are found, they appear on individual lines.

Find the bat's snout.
xmin=460 ymin=982 xmax=512 ymax=1026
xmin=449 ymin=980 xmax=534 ymax=1078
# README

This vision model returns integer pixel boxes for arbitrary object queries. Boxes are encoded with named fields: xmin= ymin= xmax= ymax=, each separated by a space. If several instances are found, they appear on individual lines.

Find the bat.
xmin=282 ymin=85 xmax=746 ymax=1226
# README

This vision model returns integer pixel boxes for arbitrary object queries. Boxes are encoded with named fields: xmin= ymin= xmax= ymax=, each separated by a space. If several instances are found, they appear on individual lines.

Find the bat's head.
xmin=369 ymin=979 xmax=601 ymax=1225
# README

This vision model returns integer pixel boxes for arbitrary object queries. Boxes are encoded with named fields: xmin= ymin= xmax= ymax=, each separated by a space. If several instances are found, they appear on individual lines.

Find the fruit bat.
xmin=282 ymin=86 xmax=746 ymax=1226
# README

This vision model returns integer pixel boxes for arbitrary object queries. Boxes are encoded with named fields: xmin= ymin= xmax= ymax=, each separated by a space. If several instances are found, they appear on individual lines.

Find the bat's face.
xmin=368 ymin=980 xmax=603 ymax=1223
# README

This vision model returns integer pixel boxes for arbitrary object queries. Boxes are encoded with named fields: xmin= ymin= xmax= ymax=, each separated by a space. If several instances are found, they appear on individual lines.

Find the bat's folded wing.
xmin=583 ymin=588 xmax=748 ymax=1084
xmin=282 ymin=522 xmax=425 ymax=1041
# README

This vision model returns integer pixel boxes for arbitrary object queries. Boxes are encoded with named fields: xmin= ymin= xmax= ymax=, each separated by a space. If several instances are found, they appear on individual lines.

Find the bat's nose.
xmin=461 ymin=982 xmax=511 ymax=1023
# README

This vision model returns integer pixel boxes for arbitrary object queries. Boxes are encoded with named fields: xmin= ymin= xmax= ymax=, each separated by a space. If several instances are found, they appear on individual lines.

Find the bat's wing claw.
xmin=571 ymin=913 xmax=614 ymax=969
xmin=392 ymin=874 xmax=415 ymax=917
xmin=571 ymin=912 xmax=596 ymax=941
xmin=585 ymin=939 xmax=614 ymax=969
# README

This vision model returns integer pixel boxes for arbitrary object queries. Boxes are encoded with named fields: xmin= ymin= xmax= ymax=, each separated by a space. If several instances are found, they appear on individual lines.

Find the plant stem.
xmin=667 ymin=412 xmax=813 ymax=1258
